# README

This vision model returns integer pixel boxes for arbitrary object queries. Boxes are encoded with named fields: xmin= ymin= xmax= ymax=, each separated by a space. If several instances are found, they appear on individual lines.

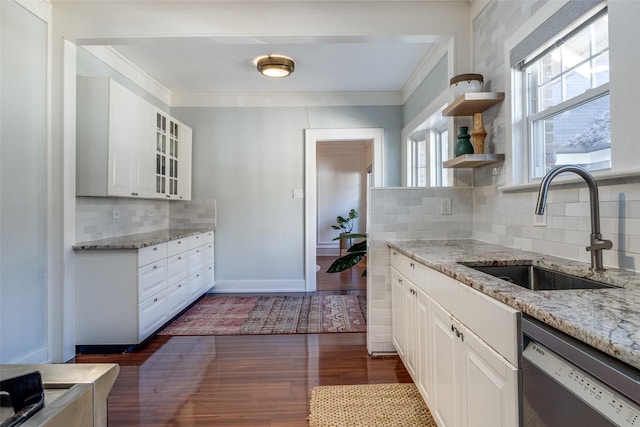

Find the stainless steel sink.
xmin=462 ymin=264 xmax=617 ymax=291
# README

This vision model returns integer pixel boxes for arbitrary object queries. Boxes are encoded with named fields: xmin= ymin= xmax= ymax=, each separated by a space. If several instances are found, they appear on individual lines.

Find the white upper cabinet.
xmin=76 ymin=77 xmax=192 ymax=200
xmin=154 ymin=112 xmax=192 ymax=200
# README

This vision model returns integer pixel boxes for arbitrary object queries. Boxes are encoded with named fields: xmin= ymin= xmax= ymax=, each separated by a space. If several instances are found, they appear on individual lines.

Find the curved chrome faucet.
xmin=535 ymin=165 xmax=612 ymax=272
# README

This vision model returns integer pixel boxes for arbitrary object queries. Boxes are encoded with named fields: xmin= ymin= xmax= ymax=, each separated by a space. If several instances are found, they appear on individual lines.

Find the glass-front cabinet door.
xmin=155 ymin=112 xmax=167 ymax=197
xmin=155 ymin=111 xmax=191 ymax=200
xmin=168 ymin=120 xmax=179 ymax=197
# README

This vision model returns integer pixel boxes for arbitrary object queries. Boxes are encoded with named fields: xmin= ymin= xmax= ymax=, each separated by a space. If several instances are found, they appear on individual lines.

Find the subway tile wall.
xmin=470 ymin=0 xmax=640 ymax=272
xmin=473 ymin=177 xmax=640 ymax=272
xmin=76 ymin=197 xmax=216 ymax=243
xmin=367 ymin=187 xmax=473 ymax=354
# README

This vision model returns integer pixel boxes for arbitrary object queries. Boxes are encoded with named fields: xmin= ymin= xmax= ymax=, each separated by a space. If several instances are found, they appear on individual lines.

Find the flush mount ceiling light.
xmin=256 ymin=55 xmax=295 ymax=78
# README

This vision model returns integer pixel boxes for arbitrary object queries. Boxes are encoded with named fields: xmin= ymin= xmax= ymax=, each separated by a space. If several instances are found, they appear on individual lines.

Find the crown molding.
xmin=400 ymin=40 xmax=449 ymax=104
xmin=81 ymin=45 xmax=173 ymax=105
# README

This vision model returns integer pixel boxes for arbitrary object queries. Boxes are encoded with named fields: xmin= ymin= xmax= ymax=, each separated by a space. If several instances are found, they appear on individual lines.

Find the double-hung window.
xmin=409 ymin=127 xmax=449 ymax=187
xmin=518 ymin=4 xmax=609 ymax=180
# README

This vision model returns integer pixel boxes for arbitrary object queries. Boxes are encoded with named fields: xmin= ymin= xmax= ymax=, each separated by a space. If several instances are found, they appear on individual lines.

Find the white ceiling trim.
xmin=400 ymin=41 xmax=449 ymax=104
xmin=170 ymin=91 xmax=402 ymax=107
xmin=81 ymin=45 xmax=173 ymax=105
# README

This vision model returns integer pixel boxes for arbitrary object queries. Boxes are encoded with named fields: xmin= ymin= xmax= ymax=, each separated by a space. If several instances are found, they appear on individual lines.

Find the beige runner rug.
xmin=308 ymin=383 xmax=437 ymax=427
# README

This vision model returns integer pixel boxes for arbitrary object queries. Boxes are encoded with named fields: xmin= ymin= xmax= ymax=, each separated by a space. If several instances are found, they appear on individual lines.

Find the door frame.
xmin=304 ymin=128 xmax=383 ymax=292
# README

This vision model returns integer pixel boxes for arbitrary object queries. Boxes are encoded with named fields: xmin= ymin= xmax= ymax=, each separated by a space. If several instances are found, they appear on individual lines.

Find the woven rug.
xmin=158 ymin=294 xmax=366 ymax=336
xmin=308 ymin=383 xmax=437 ymax=427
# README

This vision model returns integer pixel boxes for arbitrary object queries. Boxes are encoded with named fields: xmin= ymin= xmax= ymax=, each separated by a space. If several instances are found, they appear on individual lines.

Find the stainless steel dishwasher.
xmin=522 ymin=316 xmax=640 ymax=426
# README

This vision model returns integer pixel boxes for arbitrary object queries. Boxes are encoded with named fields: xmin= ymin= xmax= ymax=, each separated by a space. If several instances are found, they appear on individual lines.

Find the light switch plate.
xmin=112 ymin=210 xmax=120 ymax=219
xmin=292 ymin=189 xmax=304 ymax=199
xmin=441 ymin=198 xmax=452 ymax=215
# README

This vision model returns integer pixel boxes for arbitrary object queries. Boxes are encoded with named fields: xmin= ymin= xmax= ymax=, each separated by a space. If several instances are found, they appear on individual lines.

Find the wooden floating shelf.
xmin=443 ymin=92 xmax=505 ymax=117
xmin=443 ymin=154 xmax=505 ymax=169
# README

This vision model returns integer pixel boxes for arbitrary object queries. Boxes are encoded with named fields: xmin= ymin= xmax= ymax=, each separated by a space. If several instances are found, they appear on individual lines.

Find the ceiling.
xmin=107 ymin=35 xmax=438 ymax=96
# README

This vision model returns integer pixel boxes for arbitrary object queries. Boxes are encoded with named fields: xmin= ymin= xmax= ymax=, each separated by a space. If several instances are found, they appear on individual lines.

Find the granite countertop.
xmin=387 ymin=239 xmax=640 ymax=371
xmin=73 ymin=228 xmax=214 ymax=250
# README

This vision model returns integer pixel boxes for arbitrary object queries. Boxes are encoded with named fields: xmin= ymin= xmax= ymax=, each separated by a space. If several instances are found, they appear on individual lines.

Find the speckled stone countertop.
xmin=73 ymin=228 xmax=214 ymax=250
xmin=387 ymin=239 xmax=640 ymax=371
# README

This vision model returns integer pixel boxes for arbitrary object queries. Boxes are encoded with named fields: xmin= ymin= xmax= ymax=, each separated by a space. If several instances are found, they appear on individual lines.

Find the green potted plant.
xmin=327 ymin=209 xmax=367 ymax=276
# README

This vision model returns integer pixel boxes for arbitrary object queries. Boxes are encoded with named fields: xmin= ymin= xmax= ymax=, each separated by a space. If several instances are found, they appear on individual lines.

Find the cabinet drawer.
xmin=167 ymin=238 xmax=190 ymax=257
xmin=188 ymin=246 xmax=208 ymax=274
xmin=138 ymin=259 xmax=167 ymax=302
xmin=189 ymin=268 xmax=208 ymax=299
xmin=138 ymin=243 xmax=167 ymax=267
xmin=167 ymin=280 xmax=190 ymax=318
xmin=190 ymin=232 xmax=213 ymax=248
xmin=167 ymin=253 xmax=189 ymax=285
xmin=138 ymin=289 xmax=167 ymax=341
xmin=390 ymin=250 xmax=431 ymax=290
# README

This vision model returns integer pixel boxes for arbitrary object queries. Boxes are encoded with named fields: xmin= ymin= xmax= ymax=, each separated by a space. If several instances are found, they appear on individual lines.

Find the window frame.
xmin=508 ymin=2 xmax=612 ymax=185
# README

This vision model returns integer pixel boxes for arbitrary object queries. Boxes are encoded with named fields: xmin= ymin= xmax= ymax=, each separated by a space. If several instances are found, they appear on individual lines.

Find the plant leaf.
xmin=326 ymin=253 xmax=364 ymax=273
xmin=347 ymin=240 xmax=367 ymax=253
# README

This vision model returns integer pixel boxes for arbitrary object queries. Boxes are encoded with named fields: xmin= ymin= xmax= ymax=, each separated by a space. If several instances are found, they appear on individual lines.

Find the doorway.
xmin=304 ymin=128 xmax=383 ymax=292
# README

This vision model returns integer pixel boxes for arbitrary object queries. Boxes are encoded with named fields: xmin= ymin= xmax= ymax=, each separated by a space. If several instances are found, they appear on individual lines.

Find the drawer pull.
xmin=410 ymin=262 xmax=415 ymax=269
xmin=154 ymin=298 xmax=158 ymax=302
xmin=153 ymin=247 xmax=158 ymax=251
xmin=153 ymin=265 xmax=157 ymax=269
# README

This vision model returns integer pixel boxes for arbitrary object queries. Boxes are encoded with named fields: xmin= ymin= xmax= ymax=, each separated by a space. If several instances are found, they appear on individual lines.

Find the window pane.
xmin=593 ymin=52 xmax=609 ymax=86
xmin=565 ymin=68 xmax=591 ymax=99
xmin=539 ymin=78 xmax=562 ymax=110
xmin=531 ymin=94 xmax=610 ymax=179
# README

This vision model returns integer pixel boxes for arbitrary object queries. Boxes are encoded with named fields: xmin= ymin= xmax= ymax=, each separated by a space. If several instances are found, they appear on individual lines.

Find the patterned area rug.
xmin=308 ymin=383 xmax=437 ymax=427
xmin=158 ymin=295 xmax=367 ymax=336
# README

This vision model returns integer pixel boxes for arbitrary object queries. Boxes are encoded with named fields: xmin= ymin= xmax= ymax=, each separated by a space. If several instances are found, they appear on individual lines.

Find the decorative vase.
xmin=454 ymin=126 xmax=474 ymax=157
xmin=471 ymin=113 xmax=487 ymax=154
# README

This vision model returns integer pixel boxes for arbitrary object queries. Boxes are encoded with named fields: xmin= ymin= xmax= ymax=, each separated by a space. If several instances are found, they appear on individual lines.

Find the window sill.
xmin=499 ymin=169 xmax=640 ymax=193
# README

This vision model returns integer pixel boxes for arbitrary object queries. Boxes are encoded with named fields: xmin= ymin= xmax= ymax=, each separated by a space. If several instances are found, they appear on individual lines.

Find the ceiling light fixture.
xmin=256 ymin=55 xmax=295 ymax=78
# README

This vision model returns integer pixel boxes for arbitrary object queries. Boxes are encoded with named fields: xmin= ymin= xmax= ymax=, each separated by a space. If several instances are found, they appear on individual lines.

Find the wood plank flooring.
xmin=74 ymin=257 xmax=409 ymax=426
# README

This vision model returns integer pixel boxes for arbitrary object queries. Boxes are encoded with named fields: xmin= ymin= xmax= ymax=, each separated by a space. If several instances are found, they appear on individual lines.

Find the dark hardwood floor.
xmin=315 ymin=255 xmax=366 ymax=292
xmin=74 ymin=257 xmax=408 ymax=426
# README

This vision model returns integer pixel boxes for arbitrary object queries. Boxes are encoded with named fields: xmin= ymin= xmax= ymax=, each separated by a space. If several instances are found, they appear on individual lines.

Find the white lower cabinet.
xmin=75 ymin=231 xmax=215 ymax=346
xmin=390 ymin=249 xmax=520 ymax=427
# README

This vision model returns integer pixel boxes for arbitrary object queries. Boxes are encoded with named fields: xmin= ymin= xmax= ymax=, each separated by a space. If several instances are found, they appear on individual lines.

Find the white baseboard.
xmin=10 ymin=345 xmax=49 ymax=364
xmin=211 ymin=279 xmax=307 ymax=293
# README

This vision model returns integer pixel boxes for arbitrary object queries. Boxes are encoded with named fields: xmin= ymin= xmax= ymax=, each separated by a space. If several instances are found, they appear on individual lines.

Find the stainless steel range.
xmin=0 ymin=364 xmax=118 ymax=427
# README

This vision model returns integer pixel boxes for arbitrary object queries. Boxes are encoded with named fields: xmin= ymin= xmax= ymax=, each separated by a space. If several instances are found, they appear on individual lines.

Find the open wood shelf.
xmin=443 ymin=92 xmax=505 ymax=116
xmin=443 ymin=154 xmax=505 ymax=168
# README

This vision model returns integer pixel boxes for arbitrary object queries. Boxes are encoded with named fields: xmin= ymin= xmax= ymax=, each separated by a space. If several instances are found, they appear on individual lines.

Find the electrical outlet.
xmin=533 ymin=211 xmax=546 ymax=227
xmin=112 ymin=210 xmax=121 ymax=219
xmin=441 ymin=198 xmax=452 ymax=215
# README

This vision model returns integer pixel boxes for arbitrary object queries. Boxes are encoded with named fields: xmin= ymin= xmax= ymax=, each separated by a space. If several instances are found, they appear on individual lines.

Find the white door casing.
xmin=304 ymin=128 xmax=383 ymax=292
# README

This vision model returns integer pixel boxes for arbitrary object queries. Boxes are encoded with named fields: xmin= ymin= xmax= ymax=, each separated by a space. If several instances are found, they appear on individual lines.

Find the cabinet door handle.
xmin=154 ymin=298 xmax=158 ymax=302
xmin=178 ymin=256 xmax=182 ymax=260
xmin=153 ymin=265 xmax=157 ymax=269
xmin=410 ymin=262 xmax=415 ymax=269
xmin=451 ymin=324 xmax=455 ymax=332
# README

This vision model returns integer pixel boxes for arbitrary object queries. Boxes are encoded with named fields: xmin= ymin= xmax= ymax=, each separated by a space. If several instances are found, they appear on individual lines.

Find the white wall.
xmin=316 ymin=142 xmax=370 ymax=255
xmin=170 ymin=106 xmax=400 ymax=292
xmin=0 ymin=0 xmax=50 ymax=363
